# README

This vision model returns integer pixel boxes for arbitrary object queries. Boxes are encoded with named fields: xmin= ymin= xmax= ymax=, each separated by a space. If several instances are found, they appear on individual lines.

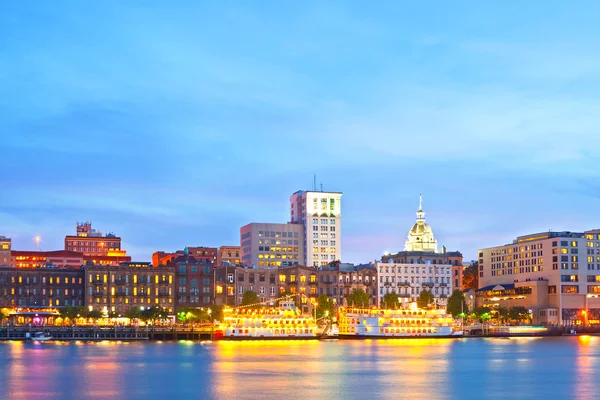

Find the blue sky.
xmin=1 ymin=1 xmax=600 ymax=262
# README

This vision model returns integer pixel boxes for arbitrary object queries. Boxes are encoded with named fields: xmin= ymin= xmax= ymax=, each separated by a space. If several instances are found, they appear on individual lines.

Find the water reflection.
xmin=0 ymin=338 xmax=598 ymax=400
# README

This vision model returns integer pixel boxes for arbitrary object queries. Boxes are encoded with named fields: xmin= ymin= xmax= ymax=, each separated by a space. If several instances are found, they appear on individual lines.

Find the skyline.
xmin=2 ymin=2 xmax=600 ymax=262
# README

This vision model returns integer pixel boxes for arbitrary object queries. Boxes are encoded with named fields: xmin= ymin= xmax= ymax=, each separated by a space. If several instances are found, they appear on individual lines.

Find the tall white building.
xmin=290 ymin=190 xmax=342 ymax=267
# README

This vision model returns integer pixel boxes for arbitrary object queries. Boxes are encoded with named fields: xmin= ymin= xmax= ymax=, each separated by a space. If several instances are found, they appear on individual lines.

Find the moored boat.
xmin=338 ymin=304 xmax=461 ymax=338
xmin=29 ymin=332 xmax=53 ymax=341
xmin=215 ymin=301 xmax=320 ymax=340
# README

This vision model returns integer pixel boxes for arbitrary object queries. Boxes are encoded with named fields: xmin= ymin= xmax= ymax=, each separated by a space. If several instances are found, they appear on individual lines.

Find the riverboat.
xmin=214 ymin=301 xmax=320 ymax=340
xmin=29 ymin=332 xmax=53 ymax=341
xmin=338 ymin=304 xmax=462 ymax=338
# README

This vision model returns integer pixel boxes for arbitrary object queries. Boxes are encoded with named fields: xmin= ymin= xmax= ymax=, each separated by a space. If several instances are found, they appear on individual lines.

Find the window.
xmin=571 ymin=241 xmax=578 ymax=247
xmin=562 ymin=285 xmax=579 ymax=294
xmin=561 ymin=275 xmax=579 ymax=282
xmin=227 ymin=274 xmax=234 ymax=283
xmin=178 ymin=277 xmax=187 ymax=285
xmin=279 ymin=274 xmax=286 ymax=283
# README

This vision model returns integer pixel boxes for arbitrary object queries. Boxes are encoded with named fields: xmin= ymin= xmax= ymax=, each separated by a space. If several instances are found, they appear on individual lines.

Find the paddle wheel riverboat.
xmin=338 ymin=303 xmax=462 ymax=338
xmin=214 ymin=301 xmax=320 ymax=340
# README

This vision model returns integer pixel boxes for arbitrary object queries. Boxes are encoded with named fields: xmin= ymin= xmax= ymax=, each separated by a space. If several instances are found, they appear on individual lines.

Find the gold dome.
xmin=404 ymin=195 xmax=438 ymax=252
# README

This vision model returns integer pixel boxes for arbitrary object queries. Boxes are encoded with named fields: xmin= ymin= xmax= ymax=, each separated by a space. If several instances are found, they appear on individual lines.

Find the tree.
xmin=107 ymin=311 xmax=119 ymax=319
xmin=495 ymin=306 xmax=508 ymax=324
xmin=508 ymin=306 xmax=531 ymax=323
xmin=87 ymin=310 xmax=103 ymax=322
xmin=463 ymin=262 xmax=478 ymax=290
xmin=125 ymin=308 xmax=141 ymax=323
xmin=241 ymin=290 xmax=261 ymax=308
xmin=417 ymin=289 xmax=434 ymax=309
xmin=381 ymin=292 xmax=400 ymax=310
xmin=346 ymin=288 xmax=370 ymax=308
xmin=0 ymin=311 xmax=6 ymax=324
xmin=446 ymin=290 xmax=468 ymax=317
xmin=472 ymin=306 xmax=492 ymax=323
xmin=316 ymin=293 xmax=335 ymax=319
xmin=209 ymin=304 xmax=224 ymax=322
xmin=141 ymin=306 xmax=167 ymax=324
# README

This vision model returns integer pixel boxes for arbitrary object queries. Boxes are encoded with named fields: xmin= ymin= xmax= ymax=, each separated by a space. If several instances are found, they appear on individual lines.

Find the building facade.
xmin=217 ymin=246 xmax=241 ymax=266
xmin=240 ymin=223 xmax=304 ymax=268
xmin=317 ymin=263 xmax=378 ymax=307
xmin=378 ymin=197 xmax=462 ymax=307
xmin=11 ymin=250 xmax=84 ymax=269
xmin=65 ymin=222 xmax=130 ymax=266
xmin=1 ymin=236 xmax=11 ymax=266
xmin=290 ymin=190 xmax=342 ymax=267
xmin=478 ymin=229 xmax=600 ymax=325
xmin=169 ymin=253 xmax=214 ymax=310
xmin=84 ymin=262 xmax=175 ymax=315
xmin=0 ymin=266 xmax=84 ymax=308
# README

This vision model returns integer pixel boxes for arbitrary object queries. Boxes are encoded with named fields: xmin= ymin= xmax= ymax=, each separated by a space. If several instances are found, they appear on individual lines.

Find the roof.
xmin=477 ymin=284 xmax=515 ymax=292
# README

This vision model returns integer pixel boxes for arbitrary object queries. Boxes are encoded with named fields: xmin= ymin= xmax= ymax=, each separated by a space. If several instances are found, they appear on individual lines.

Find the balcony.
xmin=114 ymin=279 xmax=126 ymax=285
xmin=159 ymin=280 xmax=170 ymax=285
xmin=422 ymin=282 xmax=434 ymax=287
xmin=439 ymin=282 xmax=448 ymax=287
xmin=398 ymin=281 xmax=411 ymax=287
xmin=92 ymin=279 xmax=103 ymax=285
xmin=309 ymin=280 xmax=318 ymax=285
xmin=363 ymin=281 xmax=372 ymax=286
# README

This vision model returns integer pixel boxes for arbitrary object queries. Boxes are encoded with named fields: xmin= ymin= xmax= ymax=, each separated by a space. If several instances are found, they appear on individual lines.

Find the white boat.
xmin=338 ymin=303 xmax=461 ymax=338
xmin=215 ymin=301 xmax=319 ymax=340
xmin=30 ymin=332 xmax=53 ymax=341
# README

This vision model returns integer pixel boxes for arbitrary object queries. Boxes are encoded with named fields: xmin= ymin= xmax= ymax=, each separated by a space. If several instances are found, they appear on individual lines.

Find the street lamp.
xmin=34 ymin=236 xmax=41 ymax=251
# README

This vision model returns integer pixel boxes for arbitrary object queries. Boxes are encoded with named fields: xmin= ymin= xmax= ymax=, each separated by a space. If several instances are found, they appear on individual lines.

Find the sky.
xmin=1 ymin=1 xmax=600 ymax=263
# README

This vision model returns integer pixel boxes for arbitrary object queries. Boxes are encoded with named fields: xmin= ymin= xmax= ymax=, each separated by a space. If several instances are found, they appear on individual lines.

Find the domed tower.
xmin=404 ymin=195 xmax=438 ymax=253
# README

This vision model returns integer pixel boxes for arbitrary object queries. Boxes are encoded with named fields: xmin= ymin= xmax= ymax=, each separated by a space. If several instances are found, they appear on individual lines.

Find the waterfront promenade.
xmin=0 ymin=325 xmax=213 ymax=341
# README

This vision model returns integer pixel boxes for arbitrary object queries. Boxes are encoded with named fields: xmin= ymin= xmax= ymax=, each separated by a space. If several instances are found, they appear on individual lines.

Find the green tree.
xmin=87 ymin=310 xmax=103 ymax=322
xmin=495 ymin=306 xmax=508 ymax=324
xmin=508 ymin=306 xmax=531 ymax=323
xmin=462 ymin=262 xmax=478 ymax=290
xmin=241 ymin=290 xmax=261 ymax=308
xmin=446 ymin=290 xmax=468 ymax=317
xmin=209 ymin=304 xmax=224 ymax=322
xmin=346 ymin=288 xmax=370 ymax=308
xmin=125 ymin=308 xmax=141 ymax=323
xmin=472 ymin=306 xmax=492 ymax=323
xmin=141 ymin=306 xmax=167 ymax=324
xmin=417 ymin=289 xmax=434 ymax=309
xmin=381 ymin=292 xmax=400 ymax=310
xmin=316 ymin=293 xmax=335 ymax=319
xmin=0 ymin=311 xmax=7 ymax=324
xmin=107 ymin=311 xmax=119 ymax=319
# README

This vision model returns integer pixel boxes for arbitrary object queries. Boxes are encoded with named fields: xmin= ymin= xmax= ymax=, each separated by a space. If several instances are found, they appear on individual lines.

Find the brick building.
xmin=217 ymin=246 xmax=241 ymax=266
xmin=0 ymin=266 xmax=84 ymax=308
xmin=65 ymin=222 xmax=130 ymax=266
xmin=84 ymin=262 xmax=175 ymax=315
xmin=168 ymin=253 xmax=214 ymax=310
xmin=11 ymin=250 xmax=84 ymax=269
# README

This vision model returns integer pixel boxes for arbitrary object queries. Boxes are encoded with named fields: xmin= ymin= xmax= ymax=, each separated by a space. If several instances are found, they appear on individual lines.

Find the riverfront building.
xmin=377 ymin=196 xmax=463 ymax=307
xmin=217 ymin=246 xmax=241 ymax=266
xmin=1 ymin=236 xmax=11 ymax=266
xmin=240 ymin=223 xmax=305 ymax=268
xmin=11 ymin=250 xmax=84 ymax=269
xmin=317 ymin=263 xmax=378 ymax=307
xmin=65 ymin=222 xmax=131 ymax=266
xmin=290 ymin=190 xmax=342 ymax=267
xmin=478 ymin=229 xmax=600 ymax=325
xmin=0 ymin=266 xmax=84 ymax=308
xmin=168 ymin=252 xmax=214 ymax=309
xmin=84 ymin=262 xmax=175 ymax=315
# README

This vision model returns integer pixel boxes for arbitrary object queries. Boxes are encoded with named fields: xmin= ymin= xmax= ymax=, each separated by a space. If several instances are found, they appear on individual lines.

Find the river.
xmin=0 ymin=337 xmax=597 ymax=399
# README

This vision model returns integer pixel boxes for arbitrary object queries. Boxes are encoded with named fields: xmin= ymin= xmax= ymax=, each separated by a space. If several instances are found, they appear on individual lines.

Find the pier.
xmin=0 ymin=326 xmax=214 ymax=341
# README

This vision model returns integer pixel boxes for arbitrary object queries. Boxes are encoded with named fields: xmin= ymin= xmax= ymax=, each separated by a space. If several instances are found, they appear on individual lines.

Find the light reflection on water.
xmin=0 ymin=337 xmax=598 ymax=400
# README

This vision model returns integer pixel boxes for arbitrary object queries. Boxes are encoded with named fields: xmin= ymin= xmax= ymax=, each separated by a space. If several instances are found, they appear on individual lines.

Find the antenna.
xmin=320 ymin=182 xmax=323 ymax=192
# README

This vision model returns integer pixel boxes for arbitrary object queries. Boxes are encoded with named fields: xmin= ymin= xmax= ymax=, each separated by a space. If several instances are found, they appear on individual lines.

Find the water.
xmin=0 ymin=337 xmax=597 ymax=400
